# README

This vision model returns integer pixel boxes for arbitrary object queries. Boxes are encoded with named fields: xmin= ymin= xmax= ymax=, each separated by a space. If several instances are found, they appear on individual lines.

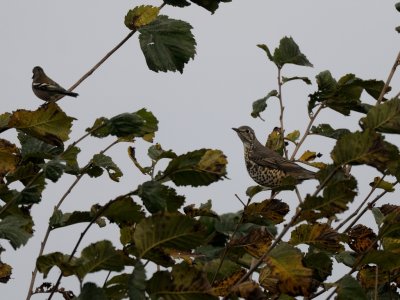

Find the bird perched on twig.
xmin=233 ymin=125 xmax=315 ymax=188
xmin=32 ymin=66 xmax=78 ymax=102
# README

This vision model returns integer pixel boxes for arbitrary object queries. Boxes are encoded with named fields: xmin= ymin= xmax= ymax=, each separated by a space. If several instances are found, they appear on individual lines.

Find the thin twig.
xmin=26 ymin=140 xmax=120 ymax=300
xmin=210 ymin=195 xmax=252 ymax=285
xmin=67 ymin=30 xmax=136 ymax=94
xmin=335 ymin=176 xmax=385 ymax=232
xmin=48 ymin=199 xmax=116 ymax=300
xmin=290 ymin=104 xmax=324 ymax=160
xmin=376 ymin=50 xmax=400 ymax=105
xmin=277 ymin=67 xmax=288 ymax=159
xmin=342 ymin=181 xmax=398 ymax=234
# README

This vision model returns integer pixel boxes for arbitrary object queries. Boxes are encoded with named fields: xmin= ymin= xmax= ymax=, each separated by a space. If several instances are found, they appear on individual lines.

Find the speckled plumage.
xmin=233 ymin=126 xmax=315 ymax=188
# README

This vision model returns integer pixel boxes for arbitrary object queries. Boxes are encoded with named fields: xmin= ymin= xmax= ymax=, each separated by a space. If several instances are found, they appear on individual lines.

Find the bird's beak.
xmin=232 ymin=127 xmax=239 ymax=132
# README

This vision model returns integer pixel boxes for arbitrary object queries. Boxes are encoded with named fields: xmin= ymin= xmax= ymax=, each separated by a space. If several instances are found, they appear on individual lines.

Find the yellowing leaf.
xmin=347 ymin=224 xmax=377 ymax=253
xmin=8 ymin=103 xmax=74 ymax=145
xmin=231 ymin=227 xmax=273 ymax=258
xmin=290 ymin=223 xmax=342 ymax=253
xmin=0 ymin=139 xmax=20 ymax=176
xmin=212 ymin=269 xmax=247 ymax=297
xmin=243 ymin=199 xmax=289 ymax=224
xmin=266 ymin=127 xmax=284 ymax=154
xmin=286 ymin=130 xmax=300 ymax=143
xmin=299 ymin=150 xmax=317 ymax=162
xmin=0 ymin=262 xmax=12 ymax=283
xmin=369 ymin=176 xmax=395 ymax=192
xmin=260 ymin=243 xmax=314 ymax=297
xmin=198 ymin=149 xmax=227 ymax=174
xmin=124 ymin=5 xmax=159 ymax=30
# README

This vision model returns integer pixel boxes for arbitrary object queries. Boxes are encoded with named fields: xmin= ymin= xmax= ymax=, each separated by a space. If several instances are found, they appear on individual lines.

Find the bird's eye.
xmin=246 ymin=129 xmax=250 ymax=133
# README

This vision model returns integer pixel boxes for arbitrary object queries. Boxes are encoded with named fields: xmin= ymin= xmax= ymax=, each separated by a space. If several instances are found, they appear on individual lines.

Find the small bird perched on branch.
xmin=32 ymin=66 xmax=78 ymax=102
xmin=233 ymin=125 xmax=315 ymax=188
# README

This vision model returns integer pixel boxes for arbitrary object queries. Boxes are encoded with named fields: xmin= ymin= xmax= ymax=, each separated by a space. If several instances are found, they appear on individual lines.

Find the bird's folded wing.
xmin=33 ymin=82 xmax=65 ymax=93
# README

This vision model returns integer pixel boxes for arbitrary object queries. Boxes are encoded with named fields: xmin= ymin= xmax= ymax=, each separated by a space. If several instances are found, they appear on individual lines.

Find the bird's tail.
xmin=64 ymin=91 xmax=79 ymax=97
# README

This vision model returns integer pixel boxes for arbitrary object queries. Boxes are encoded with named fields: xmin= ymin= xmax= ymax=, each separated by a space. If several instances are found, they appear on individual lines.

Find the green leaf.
xmin=102 ymin=196 xmax=145 ymax=226
xmin=360 ymin=250 xmax=400 ymax=271
xmin=161 ymin=149 xmax=227 ymax=187
xmin=134 ymin=213 xmax=206 ymax=258
xmin=104 ymin=263 xmax=147 ymax=300
xmin=282 ymin=76 xmax=312 ymax=85
xmin=128 ymin=262 xmax=147 ymax=300
xmin=257 ymin=44 xmax=274 ymax=62
xmin=75 ymin=240 xmax=125 ymax=280
xmin=331 ymin=130 xmax=399 ymax=173
xmin=87 ymin=154 xmax=123 ymax=182
xmin=303 ymin=251 xmax=332 ymax=282
xmin=360 ymin=98 xmax=400 ymax=133
xmin=137 ymin=181 xmax=185 ymax=213
xmin=336 ymin=275 xmax=367 ymax=300
xmin=245 ymin=185 xmax=264 ymax=198
xmin=251 ymin=90 xmax=278 ymax=119
xmin=189 ymin=0 xmax=231 ymax=14
xmin=124 ymin=5 xmax=160 ymax=30
xmin=5 ymin=170 xmax=46 ymax=205
xmin=164 ymin=0 xmax=191 ymax=8
xmin=60 ymin=145 xmax=80 ymax=174
xmin=37 ymin=241 xmax=126 ymax=280
xmin=87 ymin=109 xmax=158 ymax=141
xmin=138 ymin=15 xmax=196 ymax=73
xmin=300 ymin=166 xmax=357 ymax=222
xmin=147 ymin=262 xmax=217 ymax=300
xmin=77 ymin=282 xmax=108 ymax=300
xmin=8 ymin=103 xmax=75 ymax=146
xmin=272 ymin=36 xmax=313 ymax=68
xmin=371 ymin=207 xmax=385 ymax=226
xmin=289 ymin=223 xmax=342 ymax=253
xmin=0 ymin=215 xmax=32 ymax=249
xmin=49 ymin=209 xmax=93 ymax=230
xmin=36 ymin=252 xmax=74 ymax=278
xmin=183 ymin=200 xmax=219 ymax=219
xmin=335 ymin=251 xmax=357 ymax=268
xmin=148 ymin=143 xmax=177 ymax=161
xmin=41 ymin=159 xmax=65 ymax=182
xmin=310 ymin=124 xmax=351 ymax=140
xmin=309 ymin=72 xmax=377 ymax=115
xmin=18 ymin=132 xmax=61 ymax=160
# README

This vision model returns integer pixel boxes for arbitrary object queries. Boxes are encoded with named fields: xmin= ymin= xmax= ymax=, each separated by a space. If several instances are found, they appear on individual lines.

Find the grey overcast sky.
xmin=1 ymin=1 xmax=400 ymax=299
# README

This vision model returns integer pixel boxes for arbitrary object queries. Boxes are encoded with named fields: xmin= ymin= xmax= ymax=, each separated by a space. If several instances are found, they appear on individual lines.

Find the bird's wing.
xmin=250 ymin=142 xmax=314 ymax=177
xmin=32 ymin=82 xmax=67 ymax=93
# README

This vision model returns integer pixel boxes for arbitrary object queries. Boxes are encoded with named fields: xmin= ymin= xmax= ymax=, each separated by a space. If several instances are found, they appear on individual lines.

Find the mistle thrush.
xmin=233 ymin=126 xmax=315 ymax=188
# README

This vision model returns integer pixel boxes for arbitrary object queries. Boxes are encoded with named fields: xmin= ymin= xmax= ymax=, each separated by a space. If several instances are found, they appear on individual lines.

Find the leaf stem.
xmin=290 ymin=104 xmax=324 ymax=160
xmin=334 ymin=176 xmax=385 ymax=232
xmin=277 ymin=67 xmax=288 ymax=159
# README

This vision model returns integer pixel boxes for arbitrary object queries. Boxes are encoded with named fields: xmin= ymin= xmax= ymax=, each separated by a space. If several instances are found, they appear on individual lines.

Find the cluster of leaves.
xmin=1 ymin=1 xmax=400 ymax=300
xmin=247 ymin=29 xmax=400 ymax=298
